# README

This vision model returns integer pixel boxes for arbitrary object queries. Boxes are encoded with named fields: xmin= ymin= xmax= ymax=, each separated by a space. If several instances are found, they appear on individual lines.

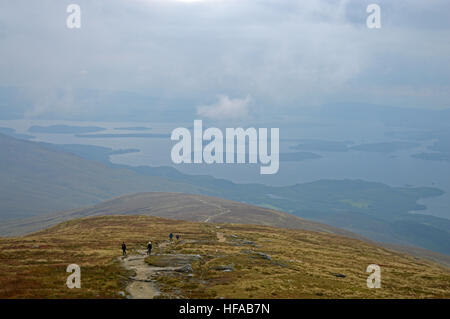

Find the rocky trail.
xmin=120 ymin=231 xmax=229 ymax=299
xmin=216 ymin=232 xmax=226 ymax=243
xmin=121 ymin=252 xmax=162 ymax=299
xmin=120 ymin=241 xmax=204 ymax=299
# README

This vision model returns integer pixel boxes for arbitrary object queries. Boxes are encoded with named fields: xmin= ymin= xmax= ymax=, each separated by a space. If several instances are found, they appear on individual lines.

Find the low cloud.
xmin=1 ymin=0 xmax=450 ymax=120
xmin=197 ymin=95 xmax=252 ymax=121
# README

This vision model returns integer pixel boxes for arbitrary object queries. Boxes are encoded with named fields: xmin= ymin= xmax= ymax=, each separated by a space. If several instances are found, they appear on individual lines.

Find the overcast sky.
xmin=0 ymin=0 xmax=449 ymax=121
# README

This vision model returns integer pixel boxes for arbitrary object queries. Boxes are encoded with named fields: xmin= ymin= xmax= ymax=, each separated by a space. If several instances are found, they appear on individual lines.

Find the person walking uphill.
xmin=169 ymin=233 xmax=174 ymax=241
xmin=147 ymin=241 xmax=152 ymax=256
xmin=122 ymin=242 xmax=127 ymax=256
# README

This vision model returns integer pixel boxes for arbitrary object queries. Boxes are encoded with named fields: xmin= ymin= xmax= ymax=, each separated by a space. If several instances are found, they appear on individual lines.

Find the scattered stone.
xmin=176 ymin=264 xmax=193 ymax=273
xmin=243 ymin=241 xmax=255 ymax=246
xmin=118 ymin=291 xmax=125 ymax=297
xmin=334 ymin=273 xmax=346 ymax=278
xmin=256 ymin=252 xmax=271 ymax=260
xmin=272 ymin=261 xmax=288 ymax=268
xmin=212 ymin=265 xmax=234 ymax=272
xmin=231 ymin=235 xmax=238 ymax=238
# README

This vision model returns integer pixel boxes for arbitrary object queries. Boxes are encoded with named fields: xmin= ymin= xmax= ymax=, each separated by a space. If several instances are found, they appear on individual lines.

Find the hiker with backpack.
xmin=147 ymin=241 xmax=153 ymax=256
xmin=122 ymin=242 xmax=127 ymax=256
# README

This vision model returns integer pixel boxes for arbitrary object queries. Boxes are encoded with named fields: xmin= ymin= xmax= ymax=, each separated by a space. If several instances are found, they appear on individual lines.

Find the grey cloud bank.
xmin=0 ymin=0 xmax=449 ymax=121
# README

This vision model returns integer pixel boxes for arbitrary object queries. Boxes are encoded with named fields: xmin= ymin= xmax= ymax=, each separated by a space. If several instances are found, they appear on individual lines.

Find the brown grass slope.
xmin=0 ymin=215 xmax=448 ymax=299
xmin=2 ymin=192 xmax=449 ymax=268
xmin=0 ymin=134 xmax=203 ymax=219
xmin=0 ymin=192 xmax=361 ymax=240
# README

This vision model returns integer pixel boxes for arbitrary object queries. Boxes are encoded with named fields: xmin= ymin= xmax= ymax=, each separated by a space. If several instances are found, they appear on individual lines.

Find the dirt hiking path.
xmin=121 ymin=245 xmax=201 ymax=299
xmin=121 ymin=250 xmax=161 ymax=299
xmin=217 ymin=232 xmax=226 ymax=243
xmin=197 ymin=198 xmax=231 ymax=223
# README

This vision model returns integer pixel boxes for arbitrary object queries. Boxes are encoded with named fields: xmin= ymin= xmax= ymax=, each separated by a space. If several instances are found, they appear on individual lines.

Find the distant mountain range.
xmin=0 ymin=133 xmax=449 ymax=255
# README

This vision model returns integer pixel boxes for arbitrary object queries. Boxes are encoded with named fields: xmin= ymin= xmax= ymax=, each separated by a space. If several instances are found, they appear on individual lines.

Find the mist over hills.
xmin=0 ymin=133 xmax=203 ymax=219
xmin=1 ymin=0 xmax=450 ymax=300
xmin=0 ymin=133 xmax=449 ymax=255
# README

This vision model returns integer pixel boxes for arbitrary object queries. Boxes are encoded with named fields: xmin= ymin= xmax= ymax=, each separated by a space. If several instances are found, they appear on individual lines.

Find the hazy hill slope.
xmin=0 ymin=133 xmax=448 ymax=255
xmin=0 ymin=215 xmax=448 ymax=299
xmin=0 ymin=134 xmax=202 ymax=219
xmin=0 ymin=192 xmax=360 ymax=240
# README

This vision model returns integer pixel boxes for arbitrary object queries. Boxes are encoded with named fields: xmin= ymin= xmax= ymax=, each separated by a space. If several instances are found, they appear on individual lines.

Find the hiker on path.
xmin=176 ymin=234 xmax=180 ymax=241
xmin=147 ymin=241 xmax=153 ymax=256
xmin=169 ymin=233 xmax=174 ymax=241
xmin=122 ymin=242 xmax=127 ymax=256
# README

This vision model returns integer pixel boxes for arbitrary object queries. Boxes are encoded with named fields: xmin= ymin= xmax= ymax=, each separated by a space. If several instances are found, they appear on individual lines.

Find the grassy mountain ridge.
xmin=0 ymin=192 xmax=361 ymax=240
xmin=0 ymin=215 xmax=448 ymax=299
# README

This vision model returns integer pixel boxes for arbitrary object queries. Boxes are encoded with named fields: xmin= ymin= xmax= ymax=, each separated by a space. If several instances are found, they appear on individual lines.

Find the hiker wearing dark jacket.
xmin=147 ymin=241 xmax=153 ymax=256
xmin=169 ymin=233 xmax=174 ymax=241
xmin=122 ymin=242 xmax=127 ymax=256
